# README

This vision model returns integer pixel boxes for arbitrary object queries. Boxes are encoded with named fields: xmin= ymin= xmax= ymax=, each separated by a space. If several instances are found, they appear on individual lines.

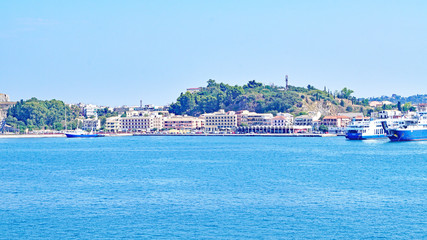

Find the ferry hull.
xmin=346 ymin=132 xmax=387 ymax=140
xmin=387 ymin=129 xmax=427 ymax=142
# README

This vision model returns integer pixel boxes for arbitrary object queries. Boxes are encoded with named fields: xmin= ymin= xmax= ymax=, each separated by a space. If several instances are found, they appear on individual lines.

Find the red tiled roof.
xmin=273 ymin=116 xmax=288 ymax=120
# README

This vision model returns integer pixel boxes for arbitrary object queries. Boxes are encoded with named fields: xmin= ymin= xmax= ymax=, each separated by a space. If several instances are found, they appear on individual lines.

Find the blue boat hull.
xmin=65 ymin=133 xmax=104 ymax=138
xmin=387 ymin=129 xmax=427 ymax=142
xmin=345 ymin=132 xmax=387 ymax=140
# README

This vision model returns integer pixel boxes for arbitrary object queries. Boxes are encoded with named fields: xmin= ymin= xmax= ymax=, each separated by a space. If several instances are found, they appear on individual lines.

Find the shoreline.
xmin=0 ymin=133 xmax=338 ymax=139
xmin=136 ymin=133 xmax=338 ymax=137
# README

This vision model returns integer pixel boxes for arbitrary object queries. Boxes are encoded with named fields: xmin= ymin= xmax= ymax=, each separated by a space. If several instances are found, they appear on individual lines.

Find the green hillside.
xmin=169 ymin=79 xmax=367 ymax=116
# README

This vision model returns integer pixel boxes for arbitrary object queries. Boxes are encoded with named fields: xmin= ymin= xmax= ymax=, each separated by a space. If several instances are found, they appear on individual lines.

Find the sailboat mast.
xmin=65 ymin=105 xmax=67 ymax=130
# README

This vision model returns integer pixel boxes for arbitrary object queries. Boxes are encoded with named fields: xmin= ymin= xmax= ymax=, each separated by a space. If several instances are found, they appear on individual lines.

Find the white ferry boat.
xmin=345 ymin=119 xmax=388 ymax=140
xmin=382 ymin=112 xmax=427 ymax=142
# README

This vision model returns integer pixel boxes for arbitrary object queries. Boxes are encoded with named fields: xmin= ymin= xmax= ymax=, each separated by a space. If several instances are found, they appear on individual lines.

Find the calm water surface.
xmin=0 ymin=136 xmax=426 ymax=239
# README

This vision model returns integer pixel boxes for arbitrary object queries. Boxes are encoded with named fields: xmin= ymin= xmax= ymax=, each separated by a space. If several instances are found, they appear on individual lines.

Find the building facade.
xmin=417 ymin=103 xmax=427 ymax=112
xmin=203 ymin=109 xmax=237 ymax=132
xmin=106 ymin=117 xmax=120 ymax=132
xmin=321 ymin=116 xmax=351 ymax=128
xmin=164 ymin=116 xmax=204 ymax=130
xmin=82 ymin=119 xmax=101 ymax=131
xmin=294 ymin=112 xmax=321 ymax=126
xmin=294 ymin=115 xmax=314 ymax=126
xmin=377 ymin=110 xmax=402 ymax=119
xmin=0 ymin=93 xmax=15 ymax=122
xmin=120 ymin=115 xmax=163 ymax=132
xmin=271 ymin=114 xmax=293 ymax=126
xmin=84 ymin=104 xmax=99 ymax=118
xmin=236 ymin=110 xmax=273 ymax=126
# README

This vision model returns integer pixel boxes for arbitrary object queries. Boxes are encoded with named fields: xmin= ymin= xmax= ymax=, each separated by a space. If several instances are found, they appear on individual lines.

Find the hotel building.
xmin=203 ymin=109 xmax=237 ymax=132
xmin=164 ymin=116 xmax=204 ymax=130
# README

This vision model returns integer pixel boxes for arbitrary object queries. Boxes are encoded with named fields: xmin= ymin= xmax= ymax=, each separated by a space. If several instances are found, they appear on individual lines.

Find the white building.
xmin=0 ymin=93 xmax=10 ymax=102
xmin=82 ymin=118 xmax=101 ymax=131
xmin=236 ymin=110 xmax=273 ymax=126
xmin=0 ymin=93 xmax=15 ymax=122
xmin=377 ymin=110 xmax=402 ymax=119
xmin=271 ymin=113 xmax=293 ymax=126
xmin=126 ymin=110 xmax=150 ymax=118
xmin=294 ymin=112 xmax=321 ymax=126
xmin=84 ymin=104 xmax=99 ymax=118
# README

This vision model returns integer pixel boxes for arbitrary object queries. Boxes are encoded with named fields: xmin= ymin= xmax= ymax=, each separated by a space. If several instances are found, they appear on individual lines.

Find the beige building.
xmin=203 ymin=109 xmax=237 ymax=132
xmin=164 ymin=116 xmax=204 ymax=130
xmin=321 ymin=116 xmax=351 ymax=127
xmin=236 ymin=110 xmax=273 ymax=126
xmin=369 ymin=101 xmax=394 ymax=108
xmin=120 ymin=115 xmax=163 ymax=132
xmin=106 ymin=117 xmax=121 ymax=132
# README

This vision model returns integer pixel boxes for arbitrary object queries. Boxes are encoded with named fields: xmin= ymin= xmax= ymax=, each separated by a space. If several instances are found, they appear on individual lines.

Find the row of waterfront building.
xmin=2 ymin=92 xmax=424 ymax=134
xmin=96 ymin=108 xmax=409 ymax=134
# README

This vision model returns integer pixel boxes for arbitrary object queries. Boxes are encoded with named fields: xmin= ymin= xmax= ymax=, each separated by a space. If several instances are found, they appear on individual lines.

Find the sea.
xmin=0 ymin=136 xmax=425 ymax=239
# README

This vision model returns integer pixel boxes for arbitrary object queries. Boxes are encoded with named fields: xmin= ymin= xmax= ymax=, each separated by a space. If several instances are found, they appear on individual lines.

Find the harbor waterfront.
xmin=0 ymin=133 xmax=338 ymax=139
xmin=0 ymin=136 xmax=425 ymax=239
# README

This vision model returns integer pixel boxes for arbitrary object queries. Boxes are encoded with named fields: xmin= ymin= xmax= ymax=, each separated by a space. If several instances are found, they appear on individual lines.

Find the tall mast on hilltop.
xmin=285 ymin=75 xmax=289 ymax=90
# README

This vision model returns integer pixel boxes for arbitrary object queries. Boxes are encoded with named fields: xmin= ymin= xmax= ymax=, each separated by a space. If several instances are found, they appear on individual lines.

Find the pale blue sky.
xmin=1 ymin=0 xmax=426 ymax=106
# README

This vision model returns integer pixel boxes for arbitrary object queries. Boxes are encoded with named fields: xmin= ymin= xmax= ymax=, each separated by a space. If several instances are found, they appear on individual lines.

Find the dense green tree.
xmin=340 ymin=88 xmax=354 ymax=99
xmin=319 ymin=125 xmax=328 ymax=133
xmin=97 ymin=107 xmax=118 ymax=118
xmin=6 ymin=98 xmax=80 ymax=131
xmin=244 ymin=80 xmax=263 ymax=89
xmin=397 ymin=101 xmax=402 ymax=111
xmin=383 ymin=104 xmax=393 ymax=110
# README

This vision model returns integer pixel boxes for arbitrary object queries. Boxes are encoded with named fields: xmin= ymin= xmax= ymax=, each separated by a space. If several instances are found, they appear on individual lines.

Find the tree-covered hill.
xmin=368 ymin=94 xmax=427 ymax=105
xmin=6 ymin=98 xmax=81 ymax=132
xmin=169 ymin=79 xmax=366 ymax=116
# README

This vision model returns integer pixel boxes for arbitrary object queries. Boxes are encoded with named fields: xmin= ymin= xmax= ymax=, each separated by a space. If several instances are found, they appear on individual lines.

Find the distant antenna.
xmin=140 ymin=100 xmax=142 ymax=108
xmin=64 ymin=106 xmax=67 ymax=130
xmin=285 ymin=75 xmax=289 ymax=90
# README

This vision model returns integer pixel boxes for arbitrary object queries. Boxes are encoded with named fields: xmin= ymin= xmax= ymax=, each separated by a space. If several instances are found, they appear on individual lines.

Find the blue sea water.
xmin=0 ymin=136 xmax=426 ymax=239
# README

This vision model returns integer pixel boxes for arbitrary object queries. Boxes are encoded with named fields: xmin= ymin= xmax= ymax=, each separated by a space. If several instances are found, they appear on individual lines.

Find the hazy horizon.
xmin=1 ymin=1 xmax=426 ymax=106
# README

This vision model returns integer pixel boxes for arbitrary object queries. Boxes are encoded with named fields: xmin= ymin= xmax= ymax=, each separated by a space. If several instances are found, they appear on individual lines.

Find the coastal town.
xmin=1 ymin=91 xmax=425 ymax=137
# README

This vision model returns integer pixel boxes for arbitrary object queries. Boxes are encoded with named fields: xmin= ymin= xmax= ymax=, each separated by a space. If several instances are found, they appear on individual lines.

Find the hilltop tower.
xmin=285 ymin=75 xmax=289 ymax=90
